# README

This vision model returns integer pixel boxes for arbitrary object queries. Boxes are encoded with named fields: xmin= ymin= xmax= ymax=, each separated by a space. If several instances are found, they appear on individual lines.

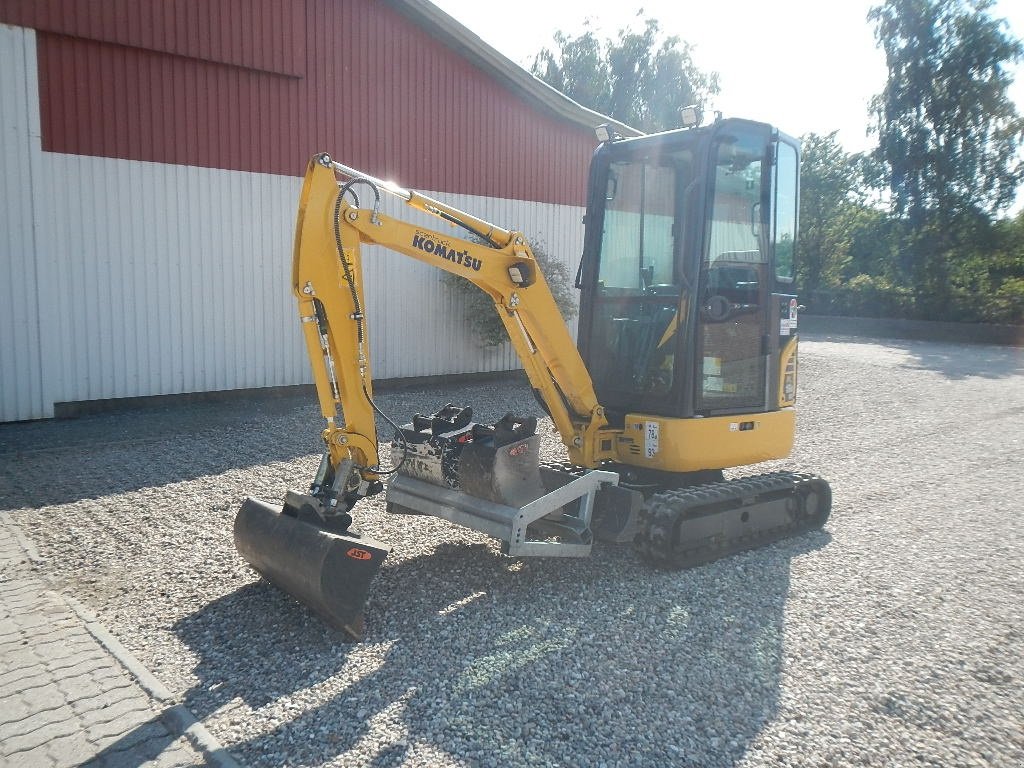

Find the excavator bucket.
xmin=233 ymin=498 xmax=389 ymax=640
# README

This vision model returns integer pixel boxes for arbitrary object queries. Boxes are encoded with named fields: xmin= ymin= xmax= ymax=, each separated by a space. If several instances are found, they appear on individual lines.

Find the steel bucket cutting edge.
xmin=233 ymin=498 xmax=390 ymax=641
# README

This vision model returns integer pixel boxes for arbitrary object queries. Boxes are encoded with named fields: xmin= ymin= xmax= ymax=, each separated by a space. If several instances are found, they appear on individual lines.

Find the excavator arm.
xmin=294 ymin=153 xmax=614 ymax=500
xmin=234 ymin=155 xmax=622 ymax=639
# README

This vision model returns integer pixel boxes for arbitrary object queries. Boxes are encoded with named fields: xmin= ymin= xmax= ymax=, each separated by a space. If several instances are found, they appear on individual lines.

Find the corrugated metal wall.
xmin=0 ymin=24 xmax=45 ymax=422
xmin=0 ymin=0 xmax=307 ymax=77
xmin=32 ymin=152 xmax=583 ymax=408
xmin=0 ymin=0 xmax=595 ymax=206
xmin=0 ymin=1 xmax=601 ymax=421
xmin=1 ymin=25 xmax=586 ymax=419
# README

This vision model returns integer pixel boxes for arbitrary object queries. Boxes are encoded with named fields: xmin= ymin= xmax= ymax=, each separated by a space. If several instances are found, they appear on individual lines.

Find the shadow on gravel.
xmin=805 ymin=333 xmax=1024 ymax=380
xmin=0 ymin=395 xmax=325 ymax=511
xmin=895 ymin=342 xmax=1024 ymax=380
xmin=0 ymin=378 xmax=537 ymax=512
xmin=172 ymin=530 xmax=831 ymax=768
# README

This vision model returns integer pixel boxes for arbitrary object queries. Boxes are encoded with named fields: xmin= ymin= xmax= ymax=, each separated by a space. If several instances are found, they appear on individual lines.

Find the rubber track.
xmin=634 ymin=472 xmax=832 ymax=570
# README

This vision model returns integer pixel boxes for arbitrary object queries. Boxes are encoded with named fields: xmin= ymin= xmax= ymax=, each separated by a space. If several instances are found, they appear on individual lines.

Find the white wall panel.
xmin=0 ymin=24 xmax=44 ymax=421
xmin=34 ymin=154 xmax=309 ymax=405
xmin=20 ymin=153 xmax=584 ymax=415
xmin=1 ymin=22 xmax=587 ymax=421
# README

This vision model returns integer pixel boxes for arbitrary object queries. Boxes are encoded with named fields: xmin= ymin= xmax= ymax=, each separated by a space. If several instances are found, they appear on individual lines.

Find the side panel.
xmin=0 ymin=24 xmax=45 ymax=421
xmin=37 ymin=154 xmax=306 ymax=403
xmin=618 ymin=410 xmax=796 ymax=472
xmin=14 ymin=152 xmax=585 ymax=412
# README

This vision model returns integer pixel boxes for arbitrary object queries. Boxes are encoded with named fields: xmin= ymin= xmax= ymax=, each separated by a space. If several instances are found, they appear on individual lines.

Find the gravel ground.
xmin=1 ymin=334 xmax=1022 ymax=768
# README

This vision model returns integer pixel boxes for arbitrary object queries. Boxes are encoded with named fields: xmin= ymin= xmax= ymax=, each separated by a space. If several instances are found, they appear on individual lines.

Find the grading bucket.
xmin=234 ymin=498 xmax=389 ymax=640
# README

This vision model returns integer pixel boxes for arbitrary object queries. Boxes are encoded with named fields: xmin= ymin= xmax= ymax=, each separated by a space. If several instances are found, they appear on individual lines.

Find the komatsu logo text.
xmin=412 ymin=232 xmax=482 ymax=271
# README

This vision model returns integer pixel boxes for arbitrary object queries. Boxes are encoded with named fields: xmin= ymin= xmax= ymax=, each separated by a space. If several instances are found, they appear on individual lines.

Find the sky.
xmin=432 ymin=0 xmax=1024 ymax=157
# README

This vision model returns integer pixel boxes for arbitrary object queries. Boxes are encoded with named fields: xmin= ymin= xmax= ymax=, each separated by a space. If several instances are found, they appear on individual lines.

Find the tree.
xmin=532 ymin=17 xmax=719 ymax=132
xmin=869 ymin=0 xmax=1024 ymax=306
xmin=797 ymin=132 xmax=903 ymax=317
xmin=797 ymin=132 xmax=864 ymax=290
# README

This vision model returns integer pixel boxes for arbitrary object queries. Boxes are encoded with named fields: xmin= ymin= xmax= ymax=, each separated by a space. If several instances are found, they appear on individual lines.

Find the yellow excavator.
xmin=234 ymin=117 xmax=831 ymax=639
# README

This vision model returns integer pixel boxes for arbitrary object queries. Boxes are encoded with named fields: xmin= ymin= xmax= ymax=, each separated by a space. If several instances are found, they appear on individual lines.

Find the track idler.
xmin=234 ymin=498 xmax=389 ymax=640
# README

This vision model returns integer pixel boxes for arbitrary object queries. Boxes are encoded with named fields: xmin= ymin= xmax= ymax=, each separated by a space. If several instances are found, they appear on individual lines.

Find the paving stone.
xmin=33 ymin=632 xmax=96 ymax=654
xmin=39 ymin=653 xmax=112 ymax=677
xmin=0 ymin=667 xmax=52 ymax=693
xmin=4 ymin=641 xmax=97 ymax=676
xmin=3 ymin=681 xmax=67 ymax=721
xmin=0 ymin=651 xmax=45 ymax=677
xmin=84 ymin=706 xmax=163 ymax=744
xmin=0 ymin=633 xmax=32 ymax=651
xmin=82 ymin=736 xmax=170 ymax=768
xmin=78 ymin=693 xmax=155 ymax=729
xmin=69 ymin=680 xmax=137 ymax=714
xmin=1 ymin=701 xmax=77 ymax=740
xmin=1 ymin=710 xmax=81 ymax=755
xmin=53 ymin=670 xmax=123 ymax=707
xmin=88 ymin=717 xmax=173 ymax=755
xmin=1 ymin=742 xmax=53 ymax=768
xmin=0 ymin=623 xmax=75 ymax=646
xmin=45 ymin=731 xmax=99 ymax=767
xmin=0 ymin=532 xmax=210 ymax=767
xmin=141 ymin=736 xmax=208 ymax=768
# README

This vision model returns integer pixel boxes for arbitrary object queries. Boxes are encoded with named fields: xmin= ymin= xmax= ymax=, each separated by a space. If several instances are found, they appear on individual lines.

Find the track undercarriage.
xmin=540 ymin=462 xmax=831 ymax=569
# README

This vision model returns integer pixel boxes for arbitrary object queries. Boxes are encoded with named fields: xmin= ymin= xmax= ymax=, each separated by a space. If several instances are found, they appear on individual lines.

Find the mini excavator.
xmin=234 ymin=117 xmax=831 ymax=639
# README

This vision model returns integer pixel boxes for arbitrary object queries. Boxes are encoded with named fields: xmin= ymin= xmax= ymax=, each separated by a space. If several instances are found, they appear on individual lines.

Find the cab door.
xmin=695 ymin=124 xmax=773 ymax=416
xmin=768 ymin=138 xmax=801 ymax=407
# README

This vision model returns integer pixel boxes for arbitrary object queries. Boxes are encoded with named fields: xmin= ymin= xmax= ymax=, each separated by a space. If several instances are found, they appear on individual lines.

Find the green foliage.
xmin=868 ymin=0 xmax=1024 ymax=300
xmin=797 ymin=132 xmax=867 ymax=289
xmin=870 ymin=0 xmax=1024 ymax=219
xmin=444 ymin=242 xmax=578 ymax=347
xmin=804 ymin=276 xmax=915 ymax=319
xmin=531 ymin=16 xmax=719 ymax=132
xmin=797 ymin=136 xmax=1024 ymax=324
xmin=796 ymin=132 xmax=903 ymax=292
xmin=806 ymin=279 xmax=1024 ymax=324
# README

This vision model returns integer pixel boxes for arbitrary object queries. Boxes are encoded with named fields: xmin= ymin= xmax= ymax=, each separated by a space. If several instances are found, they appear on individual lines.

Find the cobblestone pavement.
xmin=0 ymin=521 xmax=206 ymax=768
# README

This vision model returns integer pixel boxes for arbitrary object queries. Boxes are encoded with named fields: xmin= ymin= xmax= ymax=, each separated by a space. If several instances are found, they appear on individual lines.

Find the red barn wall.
xmin=0 ymin=0 xmax=595 ymax=206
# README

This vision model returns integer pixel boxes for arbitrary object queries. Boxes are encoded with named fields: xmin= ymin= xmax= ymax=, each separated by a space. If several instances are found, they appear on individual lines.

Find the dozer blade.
xmin=234 ymin=498 xmax=389 ymax=640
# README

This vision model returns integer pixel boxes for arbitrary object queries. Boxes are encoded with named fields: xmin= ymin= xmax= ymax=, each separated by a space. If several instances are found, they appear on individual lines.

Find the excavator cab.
xmin=578 ymin=118 xmax=801 ymax=428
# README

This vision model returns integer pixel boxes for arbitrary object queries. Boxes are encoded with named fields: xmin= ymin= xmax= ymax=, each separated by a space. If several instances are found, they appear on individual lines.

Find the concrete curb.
xmin=10 ymin=524 xmax=45 ymax=565
xmin=62 ymin=595 xmax=245 ymax=768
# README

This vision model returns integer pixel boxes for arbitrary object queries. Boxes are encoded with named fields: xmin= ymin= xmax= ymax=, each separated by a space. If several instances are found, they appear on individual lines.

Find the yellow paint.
xmin=778 ymin=336 xmax=799 ymax=408
xmin=618 ymin=410 xmax=796 ymax=472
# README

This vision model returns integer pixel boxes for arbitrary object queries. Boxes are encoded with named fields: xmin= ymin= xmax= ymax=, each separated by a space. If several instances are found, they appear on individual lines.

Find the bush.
xmin=804 ymin=276 xmax=1024 ymax=325
xmin=805 ymin=275 xmax=915 ymax=319
xmin=443 ymin=240 xmax=579 ymax=347
xmin=988 ymin=278 xmax=1024 ymax=324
